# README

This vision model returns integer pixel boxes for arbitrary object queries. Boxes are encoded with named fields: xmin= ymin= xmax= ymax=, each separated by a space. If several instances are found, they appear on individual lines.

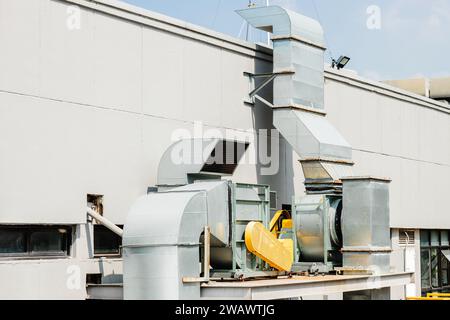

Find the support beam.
xmin=87 ymin=207 xmax=123 ymax=237
xmin=200 ymin=272 xmax=414 ymax=300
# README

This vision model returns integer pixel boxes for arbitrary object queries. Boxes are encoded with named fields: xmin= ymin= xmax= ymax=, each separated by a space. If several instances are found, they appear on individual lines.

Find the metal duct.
xmin=383 ymin=78 xmax=430 ymax=98
xmin=157 ymin=139 xmax=249 ymax=187
xmin=341 ymin=177 xmax=392 ymax=274
xmin=171 ymin=181 xmax=230 ymax=246
xmin=237 ymin=6 xmax=352 ymax=186
xmin=383 ymin=77 xmax=450 ymax=101
xmin=294 ymin=195 xmax=342 ymax=262
xmin=123 ymin=180 xmax=229 ymax=299
xmin=430 ymin=77 xmax=450 ymax=100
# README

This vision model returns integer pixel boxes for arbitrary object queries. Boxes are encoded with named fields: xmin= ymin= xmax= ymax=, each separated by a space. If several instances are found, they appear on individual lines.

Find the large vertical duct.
xmin=341 ymin=177 xmax=392 ymax=300
xmin=237 ymin=6 xmax=353 ymax=190
xmin=341 ymin=177 xmax=391 ymax=272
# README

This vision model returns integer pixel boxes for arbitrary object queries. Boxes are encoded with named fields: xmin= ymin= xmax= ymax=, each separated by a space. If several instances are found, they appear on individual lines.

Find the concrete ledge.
xmin=200 ymin=272 xmax=414 ymax=300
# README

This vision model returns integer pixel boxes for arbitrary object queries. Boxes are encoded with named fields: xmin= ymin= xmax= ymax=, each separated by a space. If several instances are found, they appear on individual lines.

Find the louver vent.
xmin=399 ymin=230 xmax=415 ymax=245
xmin=270 ymin=191 xmax=277 ymax=210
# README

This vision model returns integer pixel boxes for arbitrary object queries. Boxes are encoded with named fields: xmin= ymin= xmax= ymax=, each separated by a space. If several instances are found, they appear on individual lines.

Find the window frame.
xmin=0 ymin=225 xmax=72 ymax=259
xmin=420 ymin=229 xmax=450 ymax=295
xmin=93 ymin=224 xmax=123 ymax=258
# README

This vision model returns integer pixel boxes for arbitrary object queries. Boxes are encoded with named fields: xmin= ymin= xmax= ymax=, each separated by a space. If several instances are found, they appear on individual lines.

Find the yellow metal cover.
xmin=245 ymin=221 xmax=293 ymax=271
xmin=282 ymin=219 xmax=292 ymax=229
xmin=269 ymin=210 xmax=291 ymax=236
xmin=279 ymin=238 xmax=294 ymax=255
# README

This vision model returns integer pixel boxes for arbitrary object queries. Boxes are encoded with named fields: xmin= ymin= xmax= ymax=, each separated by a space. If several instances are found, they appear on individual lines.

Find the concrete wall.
xmin=0 ymin=0 xmax=277 ymax=224
xmin=0 ymin=257 xmax=122 ymax=299
xmin=325 ymin=70 xmax=450 ymax=229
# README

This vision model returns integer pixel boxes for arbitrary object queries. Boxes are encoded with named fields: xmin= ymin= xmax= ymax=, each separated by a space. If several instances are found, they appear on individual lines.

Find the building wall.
xmin=0 ymin=0 xmax=276 ymax=224
xmin=325 ymin=71 xmax=450 ymax=229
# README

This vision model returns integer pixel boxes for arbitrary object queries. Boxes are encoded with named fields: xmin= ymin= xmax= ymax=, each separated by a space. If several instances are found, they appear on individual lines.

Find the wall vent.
xmin=270 ymin=191 xmax=277 ymax=210
xmin=399 ymin=229 xmax=415 ymax=245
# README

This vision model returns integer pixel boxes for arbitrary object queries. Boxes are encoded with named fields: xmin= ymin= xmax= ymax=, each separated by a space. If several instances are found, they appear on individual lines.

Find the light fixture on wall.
xmin=332 ymin=55 xmax=351 ymax=70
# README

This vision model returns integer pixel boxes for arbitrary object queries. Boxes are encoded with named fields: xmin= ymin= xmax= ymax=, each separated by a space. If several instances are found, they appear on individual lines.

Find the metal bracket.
xmin=249 ymin=73 xmax=277 ymax=98
xmin=254 ymin=95 xmax=274 ymax=108
xmin=243 ymin=71 xmax=294 ymax=106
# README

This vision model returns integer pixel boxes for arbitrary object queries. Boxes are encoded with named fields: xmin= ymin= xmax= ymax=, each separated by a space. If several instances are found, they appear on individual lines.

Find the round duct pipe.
xmin=295 ymin=195 xmax=342 ymax=262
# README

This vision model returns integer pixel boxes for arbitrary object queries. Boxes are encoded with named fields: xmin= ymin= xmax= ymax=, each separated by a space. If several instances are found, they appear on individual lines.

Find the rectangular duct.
xmin=341 ymin=177 xmax=392 ymax=274
xmin=237 ymin=6 xmax=353 ymax=189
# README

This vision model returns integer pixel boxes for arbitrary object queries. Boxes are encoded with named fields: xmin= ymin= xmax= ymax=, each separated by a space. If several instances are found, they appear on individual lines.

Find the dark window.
xmin=30 ymin=229 xmax=68 ymax=254
xmin=431 ymin=248 xmax=440 ymax=287
xmin=420 ymin=230 xmax=430 ymax=246
xmin=269 ymin=191 xmax=277 ymax=210
xmin=441 ymin=253 xmax=449 ymax=287
xmin=0 ymin=226 xmax=71 ymax=258
xmin=94 ymin=225 xmax=122 ymax=256
xmin=420 ymin=229 xmax=450 ymax=295
xmin=0 ymin=230 xmax=26 ymax=254
xmin=421 ymin=249 xmax=431 ymax=290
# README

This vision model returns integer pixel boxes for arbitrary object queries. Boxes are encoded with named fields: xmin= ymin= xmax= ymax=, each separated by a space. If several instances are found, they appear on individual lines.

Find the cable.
xmin=264 ymin=0 xmax=270 ymax=45
xmin=237 ymin=20 xmax=247 ymax=38
xmin=310 ymin=0 xmax=334 ymax=63
xmin=211 ymin=0 xmax=222 ymax=29
xmin=246 ymin=1 xmax=256 ymax=41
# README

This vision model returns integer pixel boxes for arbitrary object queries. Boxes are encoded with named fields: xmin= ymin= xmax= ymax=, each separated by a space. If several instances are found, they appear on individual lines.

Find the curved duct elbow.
xmin=237 ymin=5 xmax=325 ymax=109
xmin=123 ymin=180 xmax=230 ymax=299
xmin=123 ymin=190 xmax=207 ymax=299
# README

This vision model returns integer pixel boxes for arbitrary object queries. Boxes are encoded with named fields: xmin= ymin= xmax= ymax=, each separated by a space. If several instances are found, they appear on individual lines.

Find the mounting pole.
xmin=204 ymin=226 xmax=210 ymax=281
xmin=266 ymin=0 xmax=270 ymax=46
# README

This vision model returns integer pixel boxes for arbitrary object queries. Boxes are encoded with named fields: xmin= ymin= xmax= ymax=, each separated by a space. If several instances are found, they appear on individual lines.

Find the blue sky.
xmin=123 ymin=0 xmax=450 ymax=81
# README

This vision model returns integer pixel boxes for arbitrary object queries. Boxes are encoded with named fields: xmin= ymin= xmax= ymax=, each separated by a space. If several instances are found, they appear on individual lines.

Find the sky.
xmin=123 ymin=0 xmax=450 ymax=81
